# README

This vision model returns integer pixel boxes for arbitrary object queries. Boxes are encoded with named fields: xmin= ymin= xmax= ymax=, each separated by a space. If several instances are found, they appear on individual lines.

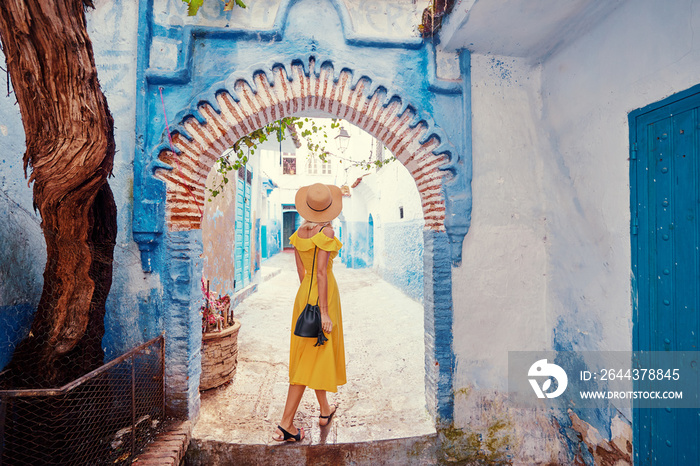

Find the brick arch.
xmin=154 ymin=58 xmax=449 ymax=232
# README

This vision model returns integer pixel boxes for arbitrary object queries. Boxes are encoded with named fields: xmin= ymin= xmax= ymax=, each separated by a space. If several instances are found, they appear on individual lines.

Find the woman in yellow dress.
xmin=273 ymin=183 xmax=346 ymax=443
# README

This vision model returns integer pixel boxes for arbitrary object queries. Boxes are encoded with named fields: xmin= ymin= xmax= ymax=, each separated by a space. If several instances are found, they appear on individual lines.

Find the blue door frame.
xmin=630 ymin=83 xmax=700 ymax=465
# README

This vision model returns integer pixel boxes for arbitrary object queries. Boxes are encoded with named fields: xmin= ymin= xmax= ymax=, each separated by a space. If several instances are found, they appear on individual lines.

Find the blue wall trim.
xmin=163 ymin=229 xmax=203 ymax=418
xmin=423 ymin=230 xmax=455 ymax=422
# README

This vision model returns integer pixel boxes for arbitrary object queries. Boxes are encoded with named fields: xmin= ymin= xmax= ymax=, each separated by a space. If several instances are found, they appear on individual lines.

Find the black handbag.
xmin=293 ymin=242 xmax=329 ymax=347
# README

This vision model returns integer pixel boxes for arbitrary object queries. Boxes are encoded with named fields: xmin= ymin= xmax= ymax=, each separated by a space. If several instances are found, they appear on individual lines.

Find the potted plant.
xmin=199 ymin=277 xmax=241 ymax=391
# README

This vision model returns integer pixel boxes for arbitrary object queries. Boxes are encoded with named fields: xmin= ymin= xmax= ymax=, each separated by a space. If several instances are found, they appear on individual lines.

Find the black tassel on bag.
xmin=315 ymin=328 xmax=328 ymax=347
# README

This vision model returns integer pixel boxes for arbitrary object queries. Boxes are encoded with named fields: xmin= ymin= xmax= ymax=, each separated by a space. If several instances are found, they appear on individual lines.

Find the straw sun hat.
xmin=295 ymin=183 xmax=343 ymax=223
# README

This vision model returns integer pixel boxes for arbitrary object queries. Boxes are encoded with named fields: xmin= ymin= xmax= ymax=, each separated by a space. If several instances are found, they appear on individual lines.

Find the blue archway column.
xmin=424 ymin=230 xmax=455 ymax=422
xmin=164 ymin=230 xmax=204 ymax=419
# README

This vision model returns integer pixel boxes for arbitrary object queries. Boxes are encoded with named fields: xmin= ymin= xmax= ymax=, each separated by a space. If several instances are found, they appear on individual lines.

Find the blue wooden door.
xmin=234 ymin=167 xmax=252 ymax=291
xmin=261 ymin=225 xmax=268 ymax=259
xmin=282 ymin=210 xmax=297 ymax=249
xmin=631 ymin=84 xmax=700 ymax=465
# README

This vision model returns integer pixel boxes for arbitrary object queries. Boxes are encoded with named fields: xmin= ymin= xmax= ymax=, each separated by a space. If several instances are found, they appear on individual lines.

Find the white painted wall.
xmin=152 ymin=0 xmax=426 ymax=39
xmin=453 ymin=0 xmax=700 ymax=391
xmin=354 ymin=160 xmax=424 ymax=271
xmin=540 ymin=0 xmax=700 ymax=356
xmin=448 ymin=54 xmax=561 ymax=463
xmin=452 ymin=54 xmax=548 ymax=393
xmin=449 ymin=0 xmax=700 ymax=460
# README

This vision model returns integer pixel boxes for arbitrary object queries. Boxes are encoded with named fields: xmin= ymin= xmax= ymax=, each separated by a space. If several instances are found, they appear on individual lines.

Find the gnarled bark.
xmin=0 ymin=0 xmax=116 ymax=387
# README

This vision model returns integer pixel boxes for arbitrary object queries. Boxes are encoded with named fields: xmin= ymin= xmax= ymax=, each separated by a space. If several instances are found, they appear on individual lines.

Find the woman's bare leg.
xmin=315 ymin=389 xmax=337 ymax=426
xmin=275 ymin=384 xmax=306 ymax=439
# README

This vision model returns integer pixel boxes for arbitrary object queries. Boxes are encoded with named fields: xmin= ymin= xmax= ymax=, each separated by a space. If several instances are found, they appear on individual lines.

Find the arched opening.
xmin=196 ymin=117 xmax=432 ymax=442
xmin=144 ymin=59 xmax=458 ymax=427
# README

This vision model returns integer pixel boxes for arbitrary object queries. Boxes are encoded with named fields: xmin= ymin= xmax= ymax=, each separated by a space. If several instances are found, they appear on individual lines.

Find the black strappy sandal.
xmin=319 ymin=405 xmax=337 ymax=427
xmin=273 ymin=425 xmax=304 ymax=442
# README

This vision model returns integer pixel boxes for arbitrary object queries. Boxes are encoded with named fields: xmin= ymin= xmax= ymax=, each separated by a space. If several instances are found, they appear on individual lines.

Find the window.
xmin=307 ymin=156 xmax=332 ymax=175
xmin=282 ymin=152 xmax=296 ymax=175
xmin=238 ymin=166 xmax=252 ymax=183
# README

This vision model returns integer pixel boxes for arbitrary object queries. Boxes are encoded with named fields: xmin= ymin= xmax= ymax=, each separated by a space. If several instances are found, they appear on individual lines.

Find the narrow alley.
xmin=192 ymin=250 xmax=435 ymax=447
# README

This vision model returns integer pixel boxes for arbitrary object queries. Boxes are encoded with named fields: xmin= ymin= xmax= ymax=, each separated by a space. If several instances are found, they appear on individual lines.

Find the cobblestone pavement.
xmin=193 ymin=250 xmax=435 ymax=446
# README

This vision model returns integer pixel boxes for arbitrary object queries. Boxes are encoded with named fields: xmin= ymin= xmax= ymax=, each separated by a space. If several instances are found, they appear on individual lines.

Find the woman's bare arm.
xmin=316 ymin=227 xmax=334 ymax=334
xmin=294 ymin=248 xmax=305 ymax=283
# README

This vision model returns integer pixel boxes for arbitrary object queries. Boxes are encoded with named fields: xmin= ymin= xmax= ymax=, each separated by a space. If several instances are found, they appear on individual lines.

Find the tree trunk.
xmin=0 ymin=0 xmax=116 ymax=387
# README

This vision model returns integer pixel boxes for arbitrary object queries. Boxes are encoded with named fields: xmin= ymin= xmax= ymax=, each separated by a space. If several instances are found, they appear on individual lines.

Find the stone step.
xmin=134 ymin=420 xmax=191 ymax=466
xmin=185 ymin=434 xmax=439 ymax=466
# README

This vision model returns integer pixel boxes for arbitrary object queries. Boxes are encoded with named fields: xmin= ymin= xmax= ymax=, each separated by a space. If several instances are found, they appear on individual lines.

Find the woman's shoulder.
xmin=312 ymin=226 xmax=341 ymax=252
xmin=319 ymin=226 xmax=335 ymax=239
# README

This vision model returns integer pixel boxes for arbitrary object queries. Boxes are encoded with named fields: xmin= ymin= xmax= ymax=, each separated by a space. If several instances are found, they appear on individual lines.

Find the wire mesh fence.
xmin=0 ymin=335 xmax=165 ymax=465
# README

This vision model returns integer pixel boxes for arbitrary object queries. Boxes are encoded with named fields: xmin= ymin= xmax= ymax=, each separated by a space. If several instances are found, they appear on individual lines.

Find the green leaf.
xmin=185 ymin=0 xmax=204 ymax=16
xmin=222 ymin=0 xmax=246 ymax=11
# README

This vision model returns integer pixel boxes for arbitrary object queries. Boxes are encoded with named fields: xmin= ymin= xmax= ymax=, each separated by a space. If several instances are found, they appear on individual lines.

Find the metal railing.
xmin=0 ymin=335 xmax=165 ymax=465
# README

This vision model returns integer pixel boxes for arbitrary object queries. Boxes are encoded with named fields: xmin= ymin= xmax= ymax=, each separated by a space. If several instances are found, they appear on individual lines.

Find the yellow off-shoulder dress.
xmin=288 ymin=230 xmax=346 ymax=392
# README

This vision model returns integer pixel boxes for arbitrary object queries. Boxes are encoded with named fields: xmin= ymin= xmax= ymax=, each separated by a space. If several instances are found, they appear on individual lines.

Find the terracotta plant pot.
xmin=199 ymin=319 xmax=241 ymax=391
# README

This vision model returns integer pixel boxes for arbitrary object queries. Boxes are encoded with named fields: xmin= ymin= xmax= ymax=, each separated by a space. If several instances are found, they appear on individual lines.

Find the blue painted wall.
xmin=378 ymin=220 xmax=424 ymax=302
xmin=0 ymin=1 xmax=151 ymax=369
xmin=0 ymin=42 xmax=43 ymax=370
xmin=0 ymin=152 xmax=43 ymax=369
xmin=341 ymin=218 xmax=423 ymax=302
xmin=340 ymin=220 xmax=370 ymax=269
xmin=90 ymin=1 xmax=161 ymax=362
xmin=0 ymin=0 xmax=471 ymax=424
xmin=265 ymin=218 xmax=282 ymax=258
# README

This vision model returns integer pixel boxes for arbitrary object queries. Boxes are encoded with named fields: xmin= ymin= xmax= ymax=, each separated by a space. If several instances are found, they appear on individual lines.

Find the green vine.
xmin=206 ymin=117 xmax=396 ymax=201
xmin=184 ymin=1 xmax=396 ymax=202
xmin=182 ymin=0 xmax=246 ymax=16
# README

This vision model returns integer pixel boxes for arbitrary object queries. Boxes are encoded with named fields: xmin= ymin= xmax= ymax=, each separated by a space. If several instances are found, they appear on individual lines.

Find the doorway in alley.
xmin=282 ymin=209 xmax=299 ymax=249
xmin=196 ymin=117 xmax=433 ymax=444
xmin=630 ymin=83 xmax=700 ymax=465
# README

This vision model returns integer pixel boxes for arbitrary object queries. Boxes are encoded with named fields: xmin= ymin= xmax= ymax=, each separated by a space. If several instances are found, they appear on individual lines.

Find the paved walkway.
xmin=193 ymin=250 xmax=435 ymax=446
